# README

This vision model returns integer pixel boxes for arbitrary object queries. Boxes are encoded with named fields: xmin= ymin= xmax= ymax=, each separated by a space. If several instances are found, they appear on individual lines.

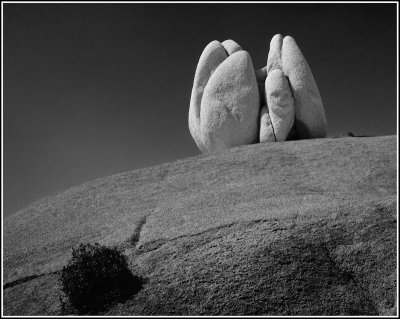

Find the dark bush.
xmin=60 ymin=243 xmax=142 ymax=314
xmin=330 ymin=132 xmax=355 ymax=138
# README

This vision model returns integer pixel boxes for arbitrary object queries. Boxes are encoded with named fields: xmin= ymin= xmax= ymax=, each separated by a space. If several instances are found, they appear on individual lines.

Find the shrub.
xmin=60 ymin=243 xmax=142 ymax=314
xmin=330 ymin=132 xmax=355 ymax=138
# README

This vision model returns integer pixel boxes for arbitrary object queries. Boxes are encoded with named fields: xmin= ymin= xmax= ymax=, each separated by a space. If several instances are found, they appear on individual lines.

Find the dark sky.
xmin=3 ymin=3 xmax=397 ymax=217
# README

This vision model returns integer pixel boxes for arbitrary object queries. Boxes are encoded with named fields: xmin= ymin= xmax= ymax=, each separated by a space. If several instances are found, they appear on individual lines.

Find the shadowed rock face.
xmin=259 ymin=105 xmax=276 ymax=142
xmin=189 ymin=35 xmax=328 ymax=153
xmin=3 ymin=136 xmax=397 ymax=316
xmin=262 ymin=68 xmax=295 ymax=142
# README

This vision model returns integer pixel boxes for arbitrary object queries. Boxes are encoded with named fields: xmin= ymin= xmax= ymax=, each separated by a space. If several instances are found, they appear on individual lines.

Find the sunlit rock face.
xmin=189 ymin=40 xmax=228 ymax=153
xmin=189 ymin=40 xmax=259 ymax=153
xmin=189 ymin=35 xmax=327 ymax=153
xmin=277 ymin=35 xmax=327 ymax=139
xmin=200 ymin=51 xmax=260 ymax=153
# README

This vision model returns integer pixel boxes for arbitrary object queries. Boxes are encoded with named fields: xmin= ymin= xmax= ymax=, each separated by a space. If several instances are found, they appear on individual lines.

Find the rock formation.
xmin=259 ymin=106 xmax=275 ymax=142
xmin=271 ymin=35 xmax=327 ymax=138
xmin=189 ymin=40 xmax=259 ymax=153
xmin=261 ymin=68 xmax=295 ymax=142
xmin=189 ymin=34 xmax=328 ymax=153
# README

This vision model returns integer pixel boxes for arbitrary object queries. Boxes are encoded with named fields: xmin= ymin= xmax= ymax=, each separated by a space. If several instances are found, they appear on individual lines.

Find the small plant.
xmin=60 ymin=243 xmax=142 ymax=314
xmin=339 ymin=131 xmax=355 ymax=137
xmin=330 ymin=132 xmax=355 ymax=138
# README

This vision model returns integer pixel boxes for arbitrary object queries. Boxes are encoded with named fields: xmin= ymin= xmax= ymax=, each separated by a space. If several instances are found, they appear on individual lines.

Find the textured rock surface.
xmin=281 ymin=35 xmax=327 ymax=138
xmin=264 ymin=69 xmax=295 ymax=141
xmin=259 ymin=105 xmax=275 ymax=142
xmin=189 ymin=40 xmax=259 ymax=153
xmin=266 ymin=34 xmax=283 ymax=74
xmin=267 ymin=34 xmax=327 ymax=139
xmin=190 ymin=35 xmax=328 ymax=153
xmin=4 ymin=136 xmax=396 ymax=316
xmin=221 ymin=39 xmax=242 ymax=55
xmin=189 ymin=41 xmax=228 ymax=152
xmin=200 ymin=51 xmax=260 ymax=152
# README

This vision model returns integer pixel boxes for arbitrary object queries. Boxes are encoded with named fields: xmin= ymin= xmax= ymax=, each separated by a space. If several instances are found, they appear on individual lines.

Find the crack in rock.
xmin=127 ymin=215 xmax=148 ymax=248
xmin=3 ymin=270 xmax=60 ymax=290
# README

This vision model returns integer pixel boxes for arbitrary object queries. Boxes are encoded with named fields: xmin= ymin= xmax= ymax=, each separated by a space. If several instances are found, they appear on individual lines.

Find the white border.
xmin=1 ymin=1 xmax=398 ymax=318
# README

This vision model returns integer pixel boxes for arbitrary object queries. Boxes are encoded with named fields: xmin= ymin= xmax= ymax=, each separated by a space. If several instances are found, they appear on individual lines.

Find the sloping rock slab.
xmin=3 ymin=136 xmax=397 ymax=315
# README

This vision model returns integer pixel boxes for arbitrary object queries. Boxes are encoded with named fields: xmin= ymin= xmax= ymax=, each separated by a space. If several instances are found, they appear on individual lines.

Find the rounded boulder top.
xmin=189 ymin=40 xmax=260 ymax=153
xmin=281 ymin=35 xmax=327 ymax=138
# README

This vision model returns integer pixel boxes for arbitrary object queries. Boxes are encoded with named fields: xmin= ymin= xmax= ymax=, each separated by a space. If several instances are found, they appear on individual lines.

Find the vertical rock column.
xmin=265 ymin=34 xmax=327 ymax=139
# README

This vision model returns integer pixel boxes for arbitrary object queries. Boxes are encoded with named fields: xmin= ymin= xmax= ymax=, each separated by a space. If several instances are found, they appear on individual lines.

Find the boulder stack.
xmin=189 ymin=34 xmax=328 ymax=153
